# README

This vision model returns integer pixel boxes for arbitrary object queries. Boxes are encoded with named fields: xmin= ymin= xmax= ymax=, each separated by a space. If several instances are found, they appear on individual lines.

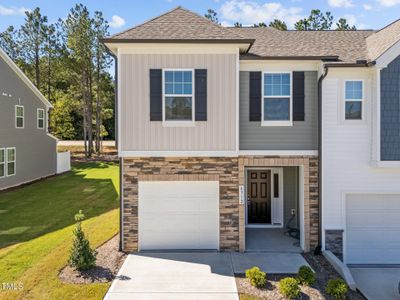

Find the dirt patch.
xmin=59 ymin=235 xmax=126 ymax=284
xmin=236 ymin=253 xmax=364 ymax=300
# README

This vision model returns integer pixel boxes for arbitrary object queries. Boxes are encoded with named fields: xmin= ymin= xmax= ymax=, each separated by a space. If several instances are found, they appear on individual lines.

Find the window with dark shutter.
xmin=292 ymin=71 xmax=305 ymax=121
xmin=149 ymin=69 xmax=162 ymax=121
xmin=249 ymin=72 xmax=262 ymax=121
xmin=195 ymin=69 xmax=207 ymax=121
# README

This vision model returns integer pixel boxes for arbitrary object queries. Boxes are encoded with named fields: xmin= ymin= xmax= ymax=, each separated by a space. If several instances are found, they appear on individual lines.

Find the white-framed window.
xmin=0 ymin=148 xmax=5 ymax=178
xmin=37 ymin=108 xmax=45 ymax=129
xmin=6 ymin=147 xmax=16 ymax=177
xmin=344 ymin=80 xmax=363 ymax=120
xmin=262 ymin=72 xmax=292 ymax=126
xmin=15 ymin=105 xmax=24 ymax=128
xmin=162 ymin=69 xmax=194 ymax=126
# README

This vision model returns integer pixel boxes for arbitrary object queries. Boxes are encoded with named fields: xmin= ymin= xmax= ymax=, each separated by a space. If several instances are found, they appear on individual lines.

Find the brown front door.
xmin=247 ymin=170 xmax=271 ymax=224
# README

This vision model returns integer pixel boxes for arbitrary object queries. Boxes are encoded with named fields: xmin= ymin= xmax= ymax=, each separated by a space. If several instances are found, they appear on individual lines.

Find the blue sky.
xmin=0 ymin=0 xmax=399 ymax=33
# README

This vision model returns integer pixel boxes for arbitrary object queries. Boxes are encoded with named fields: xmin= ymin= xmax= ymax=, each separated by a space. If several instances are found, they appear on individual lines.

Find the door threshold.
xmin=246 ymin=224 xmax=283 ymax=228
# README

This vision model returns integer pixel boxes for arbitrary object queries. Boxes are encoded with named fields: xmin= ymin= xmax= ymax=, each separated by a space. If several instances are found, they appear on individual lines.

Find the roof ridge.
xmin=373 ymin=18 xmax=400 ymax=34
xmin=110 ymin=6 xmax=183 ymax=38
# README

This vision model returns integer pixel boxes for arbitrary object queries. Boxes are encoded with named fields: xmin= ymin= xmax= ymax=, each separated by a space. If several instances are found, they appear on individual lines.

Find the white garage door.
xmin=138 ymin=181 xmax=219 ymax=250
xmin=346 ymin=194 xmax=400 ymax=264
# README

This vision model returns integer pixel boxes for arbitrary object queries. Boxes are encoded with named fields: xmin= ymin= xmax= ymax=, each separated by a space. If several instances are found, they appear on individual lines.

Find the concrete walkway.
xmin=350 ymin=267 xmax=400 ymax=300
xmin=104 ymin=252 xmax=309 ymax=300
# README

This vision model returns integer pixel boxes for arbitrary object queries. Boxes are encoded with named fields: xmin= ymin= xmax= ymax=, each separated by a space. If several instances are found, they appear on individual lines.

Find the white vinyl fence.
xmin=57 ymin=151 xmax=71 ymax=174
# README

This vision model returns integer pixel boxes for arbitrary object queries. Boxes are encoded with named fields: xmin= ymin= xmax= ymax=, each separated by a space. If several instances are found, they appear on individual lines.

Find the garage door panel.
xmin=346 ymin=194 xmax=400 ymax=264
xmin=138 ymin=181 xmax=219 ymax=250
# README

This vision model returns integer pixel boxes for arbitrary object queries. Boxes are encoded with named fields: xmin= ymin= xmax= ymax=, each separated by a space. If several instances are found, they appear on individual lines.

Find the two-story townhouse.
xmin=0 ymin=47 xmax=58 ymax=190
xmin=103 ymin=7 xmax=400 ymax=264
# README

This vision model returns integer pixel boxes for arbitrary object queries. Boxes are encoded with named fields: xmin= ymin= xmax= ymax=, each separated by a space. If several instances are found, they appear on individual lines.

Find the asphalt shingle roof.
xmin=105 ymin=6 xmax=400 ymax=64
xmin=108 ymin=7 xmax=251 ymax=42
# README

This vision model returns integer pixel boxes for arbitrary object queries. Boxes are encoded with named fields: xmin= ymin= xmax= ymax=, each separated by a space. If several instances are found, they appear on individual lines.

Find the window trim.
xmin=6 ymin=147 xmax=16 ymax=177
xmin=15 ymin=105 xmax=24 ymax=129
xmin=344 ymin=79 xmax=364 ymax=121
xmin=37 ymin=108 xmax=45 ymax=129
xmin=162 ymin=68 xmax=195 ymax=127
xmin=261 ymin=71 xmax=293 ymax=127
xmin=0 ymin=148 xmax=5 ymax=178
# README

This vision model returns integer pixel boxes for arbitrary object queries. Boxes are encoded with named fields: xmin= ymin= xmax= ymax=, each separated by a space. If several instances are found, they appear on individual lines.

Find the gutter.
xmin=315 ymin=65 xmax=329 ymax=255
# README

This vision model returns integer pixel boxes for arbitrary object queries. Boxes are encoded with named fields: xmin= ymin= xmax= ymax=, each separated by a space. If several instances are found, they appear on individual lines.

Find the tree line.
xmin=205 ymin=8 xmax=357 ymax=30
xmin=0 ymin=4 xmax=114 ymax=157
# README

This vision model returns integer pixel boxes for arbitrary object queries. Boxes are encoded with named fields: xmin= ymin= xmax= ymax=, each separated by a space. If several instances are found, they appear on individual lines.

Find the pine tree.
xmin=69 ymin=210 xmax=97 ymax=271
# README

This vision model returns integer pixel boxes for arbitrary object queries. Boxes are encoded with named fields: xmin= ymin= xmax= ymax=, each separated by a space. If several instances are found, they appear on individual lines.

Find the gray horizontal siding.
xmin=0 ymin=56 xmax=57 ymax=190
xmin=239 ymin=71 xmax=318 ymax=150
xmin=381 ymin=55 xmax=400 ymax=161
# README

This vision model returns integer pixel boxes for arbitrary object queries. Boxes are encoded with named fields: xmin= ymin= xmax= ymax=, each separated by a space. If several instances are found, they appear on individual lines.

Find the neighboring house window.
xmin=345 ymin=80 xmax=363 ymax=120
xmin=6 ymin=147 xmax=16 ymax=177
xmin=0 ymin=148 xmax=4 ymax=178
xmin=262 ymin=72 xmax=292 ymax=126
xmin=15 ymin=105 xmax=24 ymax=128
xmin=163 ymin=69 xmax=194 ymax=124
xmin=37 ymin=109 xmax=45 ymax=129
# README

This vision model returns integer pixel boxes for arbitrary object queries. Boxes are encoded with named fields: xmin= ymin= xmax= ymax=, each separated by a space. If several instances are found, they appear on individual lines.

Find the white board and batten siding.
xmin=119 ymin=53 xmax=237 ymax=152
xmin=138 ymin=181 xmax=220 ymax=250
xmin=321 ymin=67 xmax=400 ymax=263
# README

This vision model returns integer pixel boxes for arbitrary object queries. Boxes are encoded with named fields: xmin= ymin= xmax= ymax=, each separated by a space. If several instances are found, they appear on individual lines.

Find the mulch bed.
xmin=59 ymin=235 xmax=126 ymax=284
xmin=236 ymin=253 xmax=365 ymax=300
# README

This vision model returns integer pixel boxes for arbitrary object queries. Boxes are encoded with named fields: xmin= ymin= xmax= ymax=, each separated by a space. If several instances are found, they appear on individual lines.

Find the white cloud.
xmin=378 ymin=0 xmax=400 ymax=6
xmin=220 ymin=1 xmax=303 ymax=28
xmin=109 ymin=15 xmax=126 ymax=28
xmin=328 ymin=0 xmax=354 ymax=8
xmin=0 ymin=5 xmax=29 ymax=16
xmin=362 ymin=3 xmax=373 ymax=10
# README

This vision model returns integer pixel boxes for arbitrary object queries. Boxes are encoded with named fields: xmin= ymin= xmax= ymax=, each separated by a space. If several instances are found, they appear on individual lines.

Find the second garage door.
xmin=346 ymin=194 xmax=400 ymax=264
xmin=138 ymin=181 xmax=219 ymax=251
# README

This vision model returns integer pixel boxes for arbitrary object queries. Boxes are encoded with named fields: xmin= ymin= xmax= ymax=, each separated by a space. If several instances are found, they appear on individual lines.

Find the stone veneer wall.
xmin=122 ymin=157 xmax=239 ymax=252
xmin=325 ymin=230 xmax=344 ymax=261
xmin=238 ymin=156 xmax=319 ymax=252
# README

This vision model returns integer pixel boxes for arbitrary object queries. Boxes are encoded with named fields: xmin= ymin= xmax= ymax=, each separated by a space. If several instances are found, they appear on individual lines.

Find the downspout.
xmin=315 ymin=64 xmax=329 ymax=255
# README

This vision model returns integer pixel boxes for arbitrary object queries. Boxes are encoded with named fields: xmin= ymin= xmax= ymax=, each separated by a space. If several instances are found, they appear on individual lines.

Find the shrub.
xmin=326 ymin=278 xmax=348 ymax=300
xmin=297 ymin=265 xmax=315 ymax=286
xmin=69 ymin=210 xmax=97 ymax=271
xmin=279 ymin=277 xmax=301 ymax=299
xmin=245 ymin=266 xmax=267 ymax=288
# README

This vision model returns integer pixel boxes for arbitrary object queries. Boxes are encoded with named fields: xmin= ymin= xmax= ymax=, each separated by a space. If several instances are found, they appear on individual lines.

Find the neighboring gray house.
xmin=103 ymin=7 xmax=400 ymax=266
xmin=0 ymin=47 xmax=58 ymax=190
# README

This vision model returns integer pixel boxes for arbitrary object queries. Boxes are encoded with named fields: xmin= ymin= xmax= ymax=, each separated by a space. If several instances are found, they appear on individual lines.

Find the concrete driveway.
xmin=104 ymin=253 xmax=239 ymax=300
xmin=104 ymin=252 xmax=309 ymax=299
xmin=350 ymin=267 xmax=400 ymax=300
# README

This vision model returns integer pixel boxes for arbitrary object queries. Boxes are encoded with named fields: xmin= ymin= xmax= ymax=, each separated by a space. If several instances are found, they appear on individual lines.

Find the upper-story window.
xmin=37 ymin=109 xmax=45 ymax=129
xmin=345 ymin=80 xmax=363 ymax=120
xmin=0 ymin=148 xmax=4 ymax=178
xmin=163 ymin=69 xmax=194 ymax=125
xmin=15 ymin=105 xmax=24 ymax=128
xmin=262 ymin=72 xmax=292 ymax=126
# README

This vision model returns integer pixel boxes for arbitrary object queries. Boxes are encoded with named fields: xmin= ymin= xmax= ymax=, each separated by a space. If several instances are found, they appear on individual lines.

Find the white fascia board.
xmin=108 ymin=43 xmax=247 ymax=55
xmin=119 ymin=150 xmax=318 ymax=157
xmin=0 ymin=48 xmax=52 ymax=108
xmin=239 ymin=150 xmax=318 ymax=156
xmin=119 ymin=151 xmax=239 ymax=157
xmin=240 ymin=60 xmax=320 ymax=71
xmin=375 ymin=39 xmax=400 ymax=68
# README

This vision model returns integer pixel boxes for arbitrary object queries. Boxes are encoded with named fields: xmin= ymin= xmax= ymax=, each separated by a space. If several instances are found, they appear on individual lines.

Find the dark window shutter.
xmin=195 ymin=69 xmax=207 ymax=121
xmin=249 ymin=72 xmax=262 ymax=121
xmin=293 ymin=71 xmax=305 ymax=121
xmin=149 ymin=69 xmax=162 ymax=121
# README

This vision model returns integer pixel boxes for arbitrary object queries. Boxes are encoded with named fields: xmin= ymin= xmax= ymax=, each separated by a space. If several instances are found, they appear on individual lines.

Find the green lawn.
xmin=0 ymin=162 xmax=119 ymax=300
